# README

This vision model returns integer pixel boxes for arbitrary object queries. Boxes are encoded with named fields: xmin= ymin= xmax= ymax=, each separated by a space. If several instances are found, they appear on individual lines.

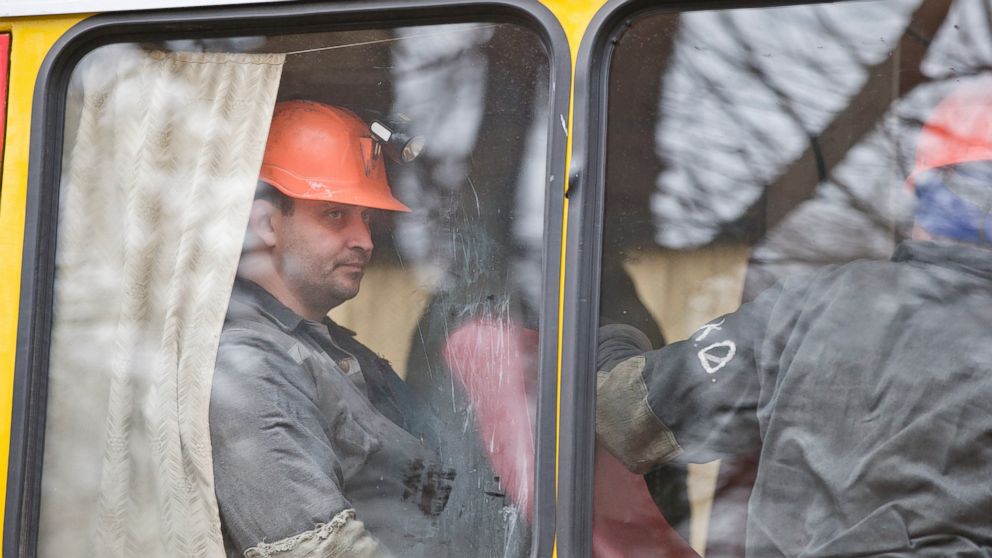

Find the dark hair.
xmin=255 ymin=180 xmax=295 ymax=215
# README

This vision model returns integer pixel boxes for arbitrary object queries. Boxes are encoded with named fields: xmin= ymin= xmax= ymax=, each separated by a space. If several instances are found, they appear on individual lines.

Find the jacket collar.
xmin=228 ymin=278 xmax=359 ymax=337
xmin=228 ymin=278 xmax=306 ymax=332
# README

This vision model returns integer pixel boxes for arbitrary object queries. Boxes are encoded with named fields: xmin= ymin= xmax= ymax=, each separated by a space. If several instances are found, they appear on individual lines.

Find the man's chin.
xmin=330 ymin=280 xmax=362 ymax=302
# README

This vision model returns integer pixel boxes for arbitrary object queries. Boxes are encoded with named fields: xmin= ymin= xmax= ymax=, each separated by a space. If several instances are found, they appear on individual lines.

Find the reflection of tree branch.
xmin=714 ymin=11 xmax=838 ymax=202
xmin=673 ymin=54 xmax=781 ymax=187
xmin=747 ymin=0 xmax=952 ymax=238
xmin=830 ymin=175 xmax=900 ymax=234
xmin=904 ymin=26 xmax=931 ymax=47
xmin=962 ymin=1 xmax=992 ymax=72
xmin=814 ymin=6 xmax=872 ymax=67
xmin=718 ymin=12 xmax=814 ymax=141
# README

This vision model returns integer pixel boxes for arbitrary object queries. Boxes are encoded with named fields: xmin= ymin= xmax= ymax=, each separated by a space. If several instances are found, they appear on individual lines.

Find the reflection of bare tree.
xmin=740 ymin=1 xmax=992 ymax=297
xmin=612 ymin=0 xmax=992 ymax=296
xmin=922 ymin=0 xmax=992 ymax=77
xmin=753 ymin=0 xmax=951 ymax=237
xmin=648 ymin=0 xmax=926 ymax=249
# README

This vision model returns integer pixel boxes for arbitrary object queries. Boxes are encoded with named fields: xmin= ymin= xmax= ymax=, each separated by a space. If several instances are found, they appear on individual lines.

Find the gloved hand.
xmin=597 ymin=323 xmax=653 ymax=373
xmin=596 ymin=324 xmax=683 ymax=474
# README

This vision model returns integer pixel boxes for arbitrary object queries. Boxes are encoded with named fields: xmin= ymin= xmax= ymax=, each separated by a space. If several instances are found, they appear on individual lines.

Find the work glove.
xmin=597 ymin=323 xmax=653 ymax=374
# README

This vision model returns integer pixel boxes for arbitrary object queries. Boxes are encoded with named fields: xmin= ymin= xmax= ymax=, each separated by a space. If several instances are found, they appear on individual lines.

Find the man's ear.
xmin=248 ymin=199 xmax=279 ymax=248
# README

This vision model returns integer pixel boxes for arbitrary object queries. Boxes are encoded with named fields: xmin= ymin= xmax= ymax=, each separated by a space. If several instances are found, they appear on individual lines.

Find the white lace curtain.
xmin=38 ymin=46 xmax=284 ymax=558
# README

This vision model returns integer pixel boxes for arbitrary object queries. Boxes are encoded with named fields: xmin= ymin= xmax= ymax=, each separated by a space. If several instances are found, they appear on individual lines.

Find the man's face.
xmin=272 ymin=200 xmax=375 ymax=313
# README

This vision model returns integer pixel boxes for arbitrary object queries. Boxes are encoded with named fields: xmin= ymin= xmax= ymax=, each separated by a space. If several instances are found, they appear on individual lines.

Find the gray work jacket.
xmin=210 ymin=280 xmax=452 ymax=557
xmin=598 ymin=241 xmax=992 ymax=557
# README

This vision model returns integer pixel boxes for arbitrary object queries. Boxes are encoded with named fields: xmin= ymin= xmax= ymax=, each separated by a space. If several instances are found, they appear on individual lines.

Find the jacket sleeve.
xmin=210 ymin=330 xmax=390 ymax=557
xmin=242 ymin=510 xmax=391 ymax=558
xmin=597 ymin=280 xmax=796 ymax=472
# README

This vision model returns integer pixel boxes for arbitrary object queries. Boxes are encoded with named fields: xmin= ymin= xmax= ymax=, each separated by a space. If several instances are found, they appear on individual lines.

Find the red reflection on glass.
xmin=0 ymin=33 xmax=9 ymax=168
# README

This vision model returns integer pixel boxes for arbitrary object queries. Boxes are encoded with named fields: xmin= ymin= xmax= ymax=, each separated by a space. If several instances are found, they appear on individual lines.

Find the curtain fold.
xmin=39 ymin=46 xmax=284 ymax=558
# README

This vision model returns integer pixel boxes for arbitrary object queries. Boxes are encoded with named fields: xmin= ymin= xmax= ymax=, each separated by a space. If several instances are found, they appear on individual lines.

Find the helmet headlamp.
xmin=370 ymin=120 xmax=425 ymax=164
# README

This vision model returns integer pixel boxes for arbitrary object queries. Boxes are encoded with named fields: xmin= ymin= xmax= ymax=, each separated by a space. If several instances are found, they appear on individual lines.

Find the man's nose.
xmin=346 ymin=214 xmax=374 ymax=253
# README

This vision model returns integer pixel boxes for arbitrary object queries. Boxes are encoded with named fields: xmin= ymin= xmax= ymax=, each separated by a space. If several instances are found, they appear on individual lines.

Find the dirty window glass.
xmin=39 ymin=21 xmax=550 ymax=558
xmin=595 ymin=1 xmax=992 ymax=556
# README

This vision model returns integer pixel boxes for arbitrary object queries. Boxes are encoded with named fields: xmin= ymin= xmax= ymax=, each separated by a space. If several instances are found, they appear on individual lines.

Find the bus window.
xmin=22 ymin=11 xmax=562 ymax=558
xmin=593 ymin=0 xmax=992 ymax=556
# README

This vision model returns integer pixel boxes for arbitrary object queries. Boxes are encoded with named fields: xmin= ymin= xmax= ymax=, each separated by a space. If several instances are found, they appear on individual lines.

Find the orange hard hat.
xmin=259 ymin=100 xmax=411 ymax=212
xmin=908 ymin=76 xmax=992 ymax=188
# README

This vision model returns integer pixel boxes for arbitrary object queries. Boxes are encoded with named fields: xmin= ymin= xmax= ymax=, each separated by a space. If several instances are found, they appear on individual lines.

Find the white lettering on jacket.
xmin=697 ymin=341 xmax=736 ymax=374
xmin=693 ymin=319 xmax=725 ymax=343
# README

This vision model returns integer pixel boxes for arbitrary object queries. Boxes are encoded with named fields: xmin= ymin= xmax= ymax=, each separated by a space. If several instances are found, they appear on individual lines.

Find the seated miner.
xmin=210 ymin=100 xmax=451 ymax=558
xmin=595 ymin=78 xmax=992 ymax=557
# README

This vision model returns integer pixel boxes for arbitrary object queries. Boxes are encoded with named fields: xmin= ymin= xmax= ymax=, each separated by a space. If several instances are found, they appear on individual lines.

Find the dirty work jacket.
xmin=211 ymin=280 xmax=452 ymax=558
xmin=597 ymin=241 xmax=992 ymax=557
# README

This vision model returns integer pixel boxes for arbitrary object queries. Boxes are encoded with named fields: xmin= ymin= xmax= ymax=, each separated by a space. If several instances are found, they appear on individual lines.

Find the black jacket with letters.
xmin=598 ymin=241 xmax=992 ymax=556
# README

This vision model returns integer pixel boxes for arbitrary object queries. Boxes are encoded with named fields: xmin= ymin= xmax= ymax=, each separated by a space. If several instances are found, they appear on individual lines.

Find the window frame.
xmin=8 ymin=3 xmax=569 ymax=556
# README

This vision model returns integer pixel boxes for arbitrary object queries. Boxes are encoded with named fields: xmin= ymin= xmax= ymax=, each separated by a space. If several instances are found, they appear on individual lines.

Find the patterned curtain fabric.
xmin=38 ymin=46 xmax=284 ymax=558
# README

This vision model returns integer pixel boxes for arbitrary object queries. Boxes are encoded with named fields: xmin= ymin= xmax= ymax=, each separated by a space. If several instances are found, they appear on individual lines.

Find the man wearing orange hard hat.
xmin=210 ymin=100 xmax=450 ymax=558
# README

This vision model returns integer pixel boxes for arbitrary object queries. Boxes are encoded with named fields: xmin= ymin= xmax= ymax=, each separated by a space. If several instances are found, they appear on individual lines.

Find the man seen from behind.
xmin=596 ymin=77 xmax=992 ymax=556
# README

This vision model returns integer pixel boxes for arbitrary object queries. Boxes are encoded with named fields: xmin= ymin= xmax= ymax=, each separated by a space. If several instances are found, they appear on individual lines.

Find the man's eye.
xmin=326 ymin=211 xmax=344 ymax=220
xmin=362 ymin=211 xmax=373 ymax=223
